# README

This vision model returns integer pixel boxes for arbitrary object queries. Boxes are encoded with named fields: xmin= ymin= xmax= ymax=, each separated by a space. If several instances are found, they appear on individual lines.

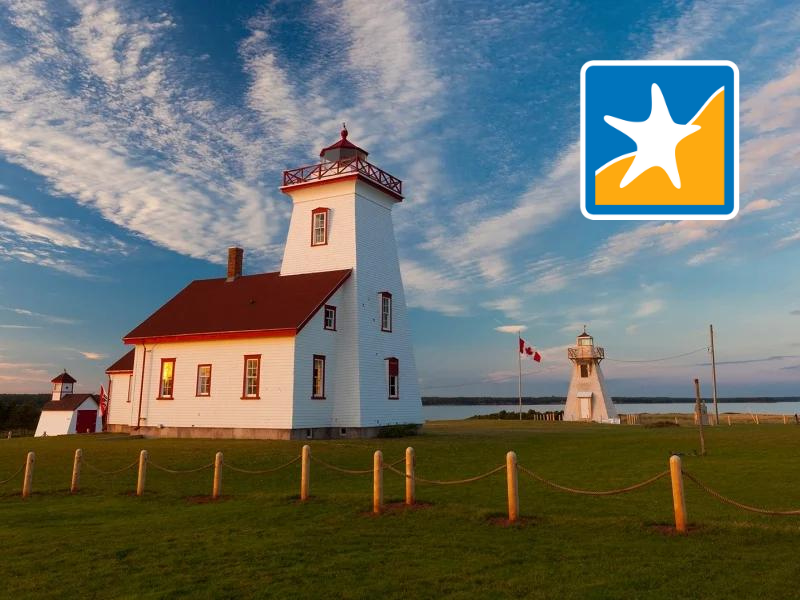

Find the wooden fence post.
xmin=136 ymin=450 xmax=148 ymax=497
xmin=70 ymin=449 xmax=82 ymax=493
xmin=783 ymin=415 xmax=788 ymax=425
xmin=373 ymin=450 xmax=383 ymax=515
xmin=22 ymin=451 xmax=35 ymax=499
xmin=506 ymin=451 xmax=519 ymax=523
xmin=301 ymin=445 xmax=310 ymax=501
xmin=727 ymin=415 xmax=731 ymax=426
xmin=212 ymin=452 xmax=223 ymax=499
xmin=669 ymin=455 xmax=687 ymax=533
xmin=405 ymin=447 xmax=415 ymax=506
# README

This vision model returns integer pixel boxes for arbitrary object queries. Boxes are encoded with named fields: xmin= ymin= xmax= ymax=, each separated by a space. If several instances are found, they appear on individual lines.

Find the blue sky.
xmin=0 ymin=0 xmax=799 ymax=397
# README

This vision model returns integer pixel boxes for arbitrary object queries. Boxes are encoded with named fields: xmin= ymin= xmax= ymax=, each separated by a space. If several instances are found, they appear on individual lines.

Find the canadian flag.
xmin=519 ymin=338 xmax=542 ymax=362
xmin=98 ymin=385 xmax=108 ymax=416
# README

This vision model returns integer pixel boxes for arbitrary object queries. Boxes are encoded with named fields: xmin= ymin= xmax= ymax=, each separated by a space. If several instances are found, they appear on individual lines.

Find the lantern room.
xmin=320 ymin=125 xmax=368 ymax=162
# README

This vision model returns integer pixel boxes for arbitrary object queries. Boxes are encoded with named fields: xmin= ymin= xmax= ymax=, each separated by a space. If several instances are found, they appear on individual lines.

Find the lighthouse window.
xmin=324 ymin=305 xmax=337 ymax=330
xmin=196 ymin=364 xmax=212 ymax=396
xmin=387 ymin=358 xmax=399 ymax=399
xmin=242 ymin=355 xmax=261 ymax=399
xmin=311 ymin=208 xmax=328 ymax=246
xmin=158 ymin=358 xmax=175 ymax=399
xmin=380 ymin=292 xmax=392 ymax=332
xmin=580 ymin=364 xmax=589 ymax=378
xmin=312 ymin=355 xmax=326 ymax=399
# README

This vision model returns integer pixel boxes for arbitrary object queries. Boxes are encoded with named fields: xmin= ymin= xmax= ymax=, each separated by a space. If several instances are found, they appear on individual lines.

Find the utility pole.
xmin=694 ymin=378 xmax=706 ymax=456
xmin=517 ymin=332 xmax=523 ymax=421
xmin=710 ymin=324 xmax=719 ymax=426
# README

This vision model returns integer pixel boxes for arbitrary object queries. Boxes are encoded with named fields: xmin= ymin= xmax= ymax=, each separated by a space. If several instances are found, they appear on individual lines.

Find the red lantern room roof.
xmin=51 ymin=371 xmax=76 ymax=384
xmin=282 ymin=125 xmax=403 ymax=200
xmin=319 ymin=126 xmax=368 ymax=158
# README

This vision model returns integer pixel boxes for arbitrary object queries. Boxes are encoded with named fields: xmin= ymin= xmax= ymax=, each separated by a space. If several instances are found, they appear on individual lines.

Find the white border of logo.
xmin=580 ymin=60 xmax=739 ymax=221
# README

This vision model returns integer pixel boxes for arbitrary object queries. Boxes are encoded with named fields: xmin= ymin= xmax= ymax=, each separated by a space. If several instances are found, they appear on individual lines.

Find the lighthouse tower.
xmin=564 ymin=329 xmax=618 ymax=423
xmin=280 ymin=126 xmax=422 ymax=428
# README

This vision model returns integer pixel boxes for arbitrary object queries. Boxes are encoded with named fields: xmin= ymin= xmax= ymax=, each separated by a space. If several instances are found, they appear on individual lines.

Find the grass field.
xmin=1 ymin=421 xmax=799 ymax=599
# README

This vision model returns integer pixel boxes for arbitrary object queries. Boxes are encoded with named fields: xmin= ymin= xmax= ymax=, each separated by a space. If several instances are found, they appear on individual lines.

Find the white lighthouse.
xmin=105 ymin=126 xmax=422 ymax=439
xmin=564 ymin=328 xmax=618 ymax=423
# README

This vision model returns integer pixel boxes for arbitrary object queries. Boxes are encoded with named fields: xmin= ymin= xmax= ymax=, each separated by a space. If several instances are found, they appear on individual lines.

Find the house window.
xmin=324 ymin=305 xmax=337 ymax=330
xmin=311 ymin=208 xmax=328 ymax=246
xmin=580 ymin=364 xmax=589 ymax=378
xmin=387 ymin=357 xmax=399 ymax=399
xmin=242 ymin=355 xmax=261 ymax=399
xmin=196 ymin=364 xmax=212 ymax=396
xmin=159 ymin=358 xmax=175 ymax=399
xmin=380 ymin=292 xmax=392 ymax=332
xmin=312 ymin=355 xmax=326 ymax=399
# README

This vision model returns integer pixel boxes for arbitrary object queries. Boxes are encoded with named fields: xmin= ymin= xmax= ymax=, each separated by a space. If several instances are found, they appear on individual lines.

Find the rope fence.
xmin=683 ymin=470 xmax=800 ymax=516
xmin=148 ymin=460 xmax=215 ymax=474
xmin=384 ymin=461 xmax=505 ymax=485
xmin=0 ymin=463 xmax=24 ymax=486
xmin=518 ymin=465 xmax=669 ymax=496
xmin=4 ymin=448 xmax=800 ymax=531
xmin=223 ymin=455 xmax=301 ymax=474
xmin=83 ymin=459 xmax=139 ymax=476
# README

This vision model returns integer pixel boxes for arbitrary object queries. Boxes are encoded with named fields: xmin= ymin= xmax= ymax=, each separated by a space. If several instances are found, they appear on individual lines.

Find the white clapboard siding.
xmin=114 ymin=337 xmax=296 ymax=430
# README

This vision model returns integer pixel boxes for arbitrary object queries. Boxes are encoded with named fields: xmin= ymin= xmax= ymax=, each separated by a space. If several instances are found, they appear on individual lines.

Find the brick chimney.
xmin=226 ymin=247 xmax=243 ymax=281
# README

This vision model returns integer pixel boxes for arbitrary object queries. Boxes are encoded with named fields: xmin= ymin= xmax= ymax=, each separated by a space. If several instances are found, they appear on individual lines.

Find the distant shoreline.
xmin=422 ymin=396 xmax=800 ymax=406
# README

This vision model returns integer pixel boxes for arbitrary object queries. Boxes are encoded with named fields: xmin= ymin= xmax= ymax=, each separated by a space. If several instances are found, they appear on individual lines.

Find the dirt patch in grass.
xmin=645 ymin=522 xmax=704 ymax=536
xmin=486 ymin=515 xmax=537 ymax=528
xmin=185 ymin=495 xmax=230 ymax=504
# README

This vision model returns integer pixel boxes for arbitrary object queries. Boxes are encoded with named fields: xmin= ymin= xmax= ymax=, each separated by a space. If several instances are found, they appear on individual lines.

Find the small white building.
xmin=105 ymin=127 xmax=422 ymax=439
xmin=563 ymin=330 xmax=619 ymax=423
xmin=34 ymin=371 xmax=102 ymax=437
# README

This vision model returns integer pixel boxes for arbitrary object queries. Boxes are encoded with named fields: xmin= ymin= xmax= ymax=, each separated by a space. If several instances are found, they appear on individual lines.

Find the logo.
xmin=580 ymin=60 xmax=739 ymax=220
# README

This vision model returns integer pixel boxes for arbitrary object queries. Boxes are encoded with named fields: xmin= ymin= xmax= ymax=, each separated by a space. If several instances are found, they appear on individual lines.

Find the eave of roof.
xmin=106 ymin=348 xmax=135 ymax=374
xmin=123 ymin=268 xmax=352 ymax=344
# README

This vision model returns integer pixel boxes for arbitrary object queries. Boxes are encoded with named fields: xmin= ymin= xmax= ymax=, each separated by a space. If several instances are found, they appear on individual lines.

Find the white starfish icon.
xmin=604 ymin=83 xmax=701 ymax=189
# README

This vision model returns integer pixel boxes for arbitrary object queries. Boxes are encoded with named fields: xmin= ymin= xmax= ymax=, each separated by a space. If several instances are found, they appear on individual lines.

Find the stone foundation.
xmin=106 ymin=423 xmax=420 ymax=440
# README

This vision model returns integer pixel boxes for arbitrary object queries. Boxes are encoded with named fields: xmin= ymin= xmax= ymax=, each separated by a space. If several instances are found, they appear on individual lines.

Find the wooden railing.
xmin=568 ymin=346 xmax=605 ymax=360
xmin=283 ymin=156 xmax=402 ymax=196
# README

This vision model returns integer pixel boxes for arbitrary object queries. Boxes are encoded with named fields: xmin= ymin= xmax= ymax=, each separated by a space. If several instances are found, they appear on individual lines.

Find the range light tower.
xmin=564 ymin=328 xmax=618 ymax=423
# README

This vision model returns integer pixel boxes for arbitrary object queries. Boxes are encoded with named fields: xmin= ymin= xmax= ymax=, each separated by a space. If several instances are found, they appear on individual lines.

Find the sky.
xmin=0 ymin=0 xmax=798 ymax=398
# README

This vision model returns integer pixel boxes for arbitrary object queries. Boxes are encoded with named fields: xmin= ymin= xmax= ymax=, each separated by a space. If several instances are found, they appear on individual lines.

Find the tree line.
xmin=0 ymin=394 xmax=49 ymax=431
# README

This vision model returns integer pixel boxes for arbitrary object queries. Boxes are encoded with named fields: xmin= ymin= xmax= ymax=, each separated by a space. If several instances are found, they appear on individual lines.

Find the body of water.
xmin=422 ymin=402 xmax=800 ymax=421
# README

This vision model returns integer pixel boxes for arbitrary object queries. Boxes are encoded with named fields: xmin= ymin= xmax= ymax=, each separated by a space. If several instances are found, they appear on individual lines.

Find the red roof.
xmin=106 ymin=349 xmax=135 ymax=374
xmin=319 ymin=127 xmax=368 ymax=157
xmin=124 ymin=269 xmax=352 ymax=344
xmin=51 ymin=371 xmax=77 ymax=384
xmin=42 ymin=394 xmax=98 ymax=411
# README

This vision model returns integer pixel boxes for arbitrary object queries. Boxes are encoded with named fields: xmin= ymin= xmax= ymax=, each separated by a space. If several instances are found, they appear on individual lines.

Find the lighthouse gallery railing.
xmin=283 ymin=156 xmax=402 ymax=196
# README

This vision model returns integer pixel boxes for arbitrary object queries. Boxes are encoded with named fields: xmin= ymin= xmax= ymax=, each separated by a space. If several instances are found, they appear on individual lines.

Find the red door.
xmin=76 ymin=410 xmax=97 ymax=433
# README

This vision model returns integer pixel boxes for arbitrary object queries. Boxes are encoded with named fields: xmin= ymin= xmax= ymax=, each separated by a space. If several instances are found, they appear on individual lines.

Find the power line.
xmin=604 ymin=347 xmax=709 ymax=364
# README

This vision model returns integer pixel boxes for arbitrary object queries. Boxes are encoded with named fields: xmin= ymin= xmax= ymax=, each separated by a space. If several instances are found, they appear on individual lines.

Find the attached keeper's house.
xmin=105 ymin=128 xmax=422 ymax=439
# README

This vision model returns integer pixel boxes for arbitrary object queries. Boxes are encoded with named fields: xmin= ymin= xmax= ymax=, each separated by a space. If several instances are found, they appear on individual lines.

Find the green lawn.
xmin=1 ymin=421 xmax=799 ymax=599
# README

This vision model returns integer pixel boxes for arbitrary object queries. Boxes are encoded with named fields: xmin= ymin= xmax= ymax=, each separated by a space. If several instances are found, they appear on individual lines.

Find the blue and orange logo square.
xmin=581 ymin=61 xmax=739 ymax=220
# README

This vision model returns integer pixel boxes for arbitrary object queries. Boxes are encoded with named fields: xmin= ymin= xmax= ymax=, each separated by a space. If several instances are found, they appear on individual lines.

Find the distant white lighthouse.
xmin=564 ymin=329 xmax=618 ymax=423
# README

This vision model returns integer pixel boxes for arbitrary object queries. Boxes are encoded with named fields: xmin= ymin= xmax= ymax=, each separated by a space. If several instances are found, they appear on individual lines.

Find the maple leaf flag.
xmin=99 ymin=385 xmax=108 ymax=416
xmin=519 ymin=338 xmax=542 ymax=362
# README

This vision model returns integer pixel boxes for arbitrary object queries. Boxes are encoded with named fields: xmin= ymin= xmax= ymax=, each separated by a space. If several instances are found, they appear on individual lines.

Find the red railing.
xmin=283 ymin=156 xmax=402 ymax=196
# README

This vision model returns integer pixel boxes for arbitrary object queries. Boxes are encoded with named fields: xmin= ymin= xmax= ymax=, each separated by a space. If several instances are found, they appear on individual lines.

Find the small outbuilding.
xmin=34 ymin=371 xmax=102 ymax=437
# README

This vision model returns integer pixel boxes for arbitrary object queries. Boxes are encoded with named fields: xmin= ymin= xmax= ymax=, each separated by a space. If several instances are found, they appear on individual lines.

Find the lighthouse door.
xmin=579 ymin=393 xmax=593 ymax=420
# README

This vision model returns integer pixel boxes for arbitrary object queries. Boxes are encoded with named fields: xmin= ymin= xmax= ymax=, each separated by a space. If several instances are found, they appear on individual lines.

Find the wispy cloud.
xmin=0 ymin=305 xmax=77 ymax=325
xmin=634 ymin=299 xmax=665 ymax=318
xmin=741 ymin=198 xmax=781 ymax=214
xmin=495 ymin=325 xmax=526 ymax=334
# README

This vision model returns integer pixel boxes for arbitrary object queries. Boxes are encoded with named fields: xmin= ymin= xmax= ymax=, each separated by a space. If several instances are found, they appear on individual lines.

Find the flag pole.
xmin=518 ymin=332 xmax=523 ymax=420
xmin=710 ymin=324 xmax=719 ymax=425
